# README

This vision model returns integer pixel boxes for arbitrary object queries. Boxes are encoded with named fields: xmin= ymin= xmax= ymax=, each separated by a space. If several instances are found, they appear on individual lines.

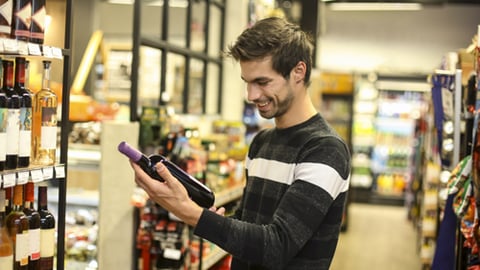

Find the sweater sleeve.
xmin=193 ymin=179 xmax=338 ymax=268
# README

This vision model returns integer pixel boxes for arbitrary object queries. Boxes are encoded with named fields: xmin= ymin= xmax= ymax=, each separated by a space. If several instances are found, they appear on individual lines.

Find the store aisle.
xmin=330 ymin=203 xmax=422 ymax=270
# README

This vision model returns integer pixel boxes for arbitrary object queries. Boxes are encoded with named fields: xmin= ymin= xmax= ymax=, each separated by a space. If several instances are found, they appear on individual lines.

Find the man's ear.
xmin=292 ymin=61 xmax=306 ymax=83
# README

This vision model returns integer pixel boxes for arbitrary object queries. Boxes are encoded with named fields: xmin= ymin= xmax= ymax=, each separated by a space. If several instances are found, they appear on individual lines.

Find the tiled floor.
xmin=330 ymin=203 xmax=422 ymax=270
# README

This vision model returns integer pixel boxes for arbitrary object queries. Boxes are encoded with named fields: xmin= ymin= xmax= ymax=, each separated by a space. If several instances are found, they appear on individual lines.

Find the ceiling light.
xmin=329 ymin=2 xmax=423 ymax=11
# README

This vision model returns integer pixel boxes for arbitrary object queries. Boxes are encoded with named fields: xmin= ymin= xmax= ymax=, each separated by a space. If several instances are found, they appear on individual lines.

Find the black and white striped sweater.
xmin=195 ymin=113 xmax=351 ymax=269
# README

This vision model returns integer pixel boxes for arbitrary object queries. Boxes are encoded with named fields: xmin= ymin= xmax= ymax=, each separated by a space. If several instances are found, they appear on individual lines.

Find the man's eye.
xmin=257 ymin=81 xmax=269 ymax=86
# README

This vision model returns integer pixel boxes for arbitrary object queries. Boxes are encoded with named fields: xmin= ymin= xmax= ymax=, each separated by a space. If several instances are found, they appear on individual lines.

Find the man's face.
xmin=240 ymin=57 xmax=294 ymax=120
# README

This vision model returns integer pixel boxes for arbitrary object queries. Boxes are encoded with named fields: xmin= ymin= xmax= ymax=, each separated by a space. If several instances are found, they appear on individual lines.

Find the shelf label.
xmin=28 ymin=43 xmax=42 ymax=56
xmin=3 ymin=39 xmax=18 ymax=53
xmin=17 ymin=41 xmax=29 ymax=55
xmin=52 ymin=47 xmax=63 ymax=59
xmin=17 ymin=171 xmax=30 ymax=185
xmin=3 ymin=173 xmax=16 ymax=187
xmin=55 ymin=165 xmax=66 ymax=179
xmin=42 ymin=167 xmax=54 ymax=180
xmin=0 ymin=38 xmax=5 ymax=52
xmin=42 ymin=45 xmax=53 ymax=57
xmin=163 ymin=248 xmax=182 ymax=260
xmin=31 ymin=169 xmax=44 ymax=183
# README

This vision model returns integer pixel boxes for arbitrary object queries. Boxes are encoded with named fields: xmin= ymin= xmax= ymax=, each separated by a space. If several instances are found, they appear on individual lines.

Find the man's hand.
xmin=130 ymin=160 xmax=204 ymax=226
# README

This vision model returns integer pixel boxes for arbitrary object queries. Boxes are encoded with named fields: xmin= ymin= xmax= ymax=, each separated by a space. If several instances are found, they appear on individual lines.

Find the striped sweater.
xmin=194 ymin=113 xmax=351 ymax=269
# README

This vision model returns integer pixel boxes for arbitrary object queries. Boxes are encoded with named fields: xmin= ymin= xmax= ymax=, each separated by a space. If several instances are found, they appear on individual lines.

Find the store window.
xmin=131 ymin=0 xmax=226 ymax=118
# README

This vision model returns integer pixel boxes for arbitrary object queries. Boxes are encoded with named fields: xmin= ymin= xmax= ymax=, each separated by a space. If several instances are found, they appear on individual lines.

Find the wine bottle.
xmin=6 ymin=185 xmax=30 ymax=270
xmin=0 ymin=88 xmax=6 ymax=171
xmin=0 ymin=189 xmax=14 ymax=270
xmin=15 ymin=57 xmax=32 ymax=168
xmin=4 ymin=187 xmax=12 ymax=216
xmin=29 ymin=0 xmax=45 ymax=44
xmin=117 ymin=141 xmax=215 ymax=208
xmin=23 ymin=182 xmax=40 ymax=270
xmin=0 ymin=0 xmax=13 ymax=38
xmin=11 ymin=0 xmax=31 ymax=41
xmin=32 ymin=60 xmax=57 ymax=166
xmin=37 ymin=185 xmax=54 ymax=270
xmin=2 ymin=60 xmax=20 ymax=170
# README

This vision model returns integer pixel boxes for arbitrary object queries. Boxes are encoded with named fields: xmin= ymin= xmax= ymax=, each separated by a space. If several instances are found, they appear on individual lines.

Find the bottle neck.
xmin=0 ymin=189 xmax=5 ymax=217
xmin=24 ymin=182 xmax=35 ymax=204
xmin=38 ymin=186 xmax=48 ymax=210
xmin=42 ymin=61 xmax=51 ymax=91
xmin=2 ymin=61 xmax=14 ymax=89
xmin=15 ymin=61 xmax=26 ymax=86
xmin=12 ymin=185 xmax=24 ymax=209
xmin=25 ymin=60 xmax=30 ymax=89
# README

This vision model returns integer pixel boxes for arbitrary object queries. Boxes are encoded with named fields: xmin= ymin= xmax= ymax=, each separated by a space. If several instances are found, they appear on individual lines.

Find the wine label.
xmin=15 ymin=232 xmax=29 ymax=266
xmin=19 ymin=129 xmax=31 ymax=157
xmin=0 ymin=255 xmax=14 ymax=270
xmin=0 ymin=132 xmax=6 ymax=161
xmin=19 ymin=107 xmax=31 ymax=131
xmin=40 ymin=228 xmax=55 ymax=257
xmin=6 ymin=108 xmax=20 ymax=155
xmin=29 ymin=228 xmax=41 ymax=260
xmin=40 ymin=126 xmax=57 ymax=150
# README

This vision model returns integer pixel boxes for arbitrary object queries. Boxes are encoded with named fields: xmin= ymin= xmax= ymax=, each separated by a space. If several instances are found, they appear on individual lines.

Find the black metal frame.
xmin=58 ymin=0 xmax=73 ymax=269
xmin=130 ymin=0 xmax=226 ymax=121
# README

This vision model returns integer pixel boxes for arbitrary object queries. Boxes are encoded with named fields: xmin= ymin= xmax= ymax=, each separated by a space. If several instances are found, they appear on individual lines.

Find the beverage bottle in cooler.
xmin=14 ymin=57 xmax=32 ymax=168
xmin=23 ymin=182 xmax=40 ymax=270
xmin=6 ymin=184 xmax=30 ymax=270
xmin=0 ymin=188 xmax=14 ymax=270
xmin=32 ymin=60 xmax=57 ymax=166
xmin=37 ymin=185 xmax=55 ymax=270
xmin=2 ymin=60 xmax=20 ymax=170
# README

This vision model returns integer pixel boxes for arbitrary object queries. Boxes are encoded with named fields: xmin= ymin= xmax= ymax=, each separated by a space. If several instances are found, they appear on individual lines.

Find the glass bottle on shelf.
xmin=23 ymin=182 xmax=40 ymax=270
xmin=0 ymin=0 xmax=13 ymax=38
xmin=32 ymin=60 xmax=57 ymax=166
xmin=4 ymin=187 xmax=12 ymax=215
xmin=11 ymin=0 xmax=31 ymax=41
xmin=15 ymin=57 xmax=32 ymax=168
xmin=37 ymin=185 xmax=54 ymax=270
xmin=5 ymin=184 xmax=30 ymax=270
xmin=2 ymin=60 xmax=20 ymax=170
xmin=30 ymin=0 xmax=46 ymax=45
xmin=0 ymin=188 xmax=14 ymax=270
xmin=0 ymin=69 xmax=6 ymax=171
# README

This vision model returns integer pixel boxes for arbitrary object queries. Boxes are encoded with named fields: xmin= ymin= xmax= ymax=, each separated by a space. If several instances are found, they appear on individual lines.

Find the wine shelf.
xmin=0 ymin=164 xmax=66 ymax=187
xmin=0 ymin=38 xmax=64 ymax=59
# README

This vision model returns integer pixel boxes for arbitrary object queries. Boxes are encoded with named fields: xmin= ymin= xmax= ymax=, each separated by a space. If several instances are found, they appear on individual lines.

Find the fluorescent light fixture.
xmin=329 ymin=2 xmax=422 ymax=11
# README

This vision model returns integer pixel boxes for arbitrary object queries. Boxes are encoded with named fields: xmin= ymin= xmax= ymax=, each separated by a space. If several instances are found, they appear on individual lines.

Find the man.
xmin=130 ymin=16 xmax=351 ymax=269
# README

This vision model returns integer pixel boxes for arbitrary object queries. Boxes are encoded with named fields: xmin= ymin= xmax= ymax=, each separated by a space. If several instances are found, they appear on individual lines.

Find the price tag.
xmin=31 ymin=169 xmax=44 ymax=183
xmin=55 ymin=165 xmax=66 ymax=179
xmin=17 ymin=171 xmax=30 ymax=185
xmin=3 ymin=173 xmax=16 ymax=187
xmin=42 ymin=167 xmax=54 ymax=180
xmin=3 ymin=39 xmax=18 ymax=53
xmin=42 ymin=45 xmax=53 ymax=58
xmin=17 ymin=40 xmax=28 ymax=55
xmin=28 ymin=43 xmax=42 ymax=56
xmin=163 ymin=248 xmax=182 ymax=260
xmin=52 ymin=47 xmax=63 ymax=59
xmin=0 ymin=38 xmax=5 ymax=52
